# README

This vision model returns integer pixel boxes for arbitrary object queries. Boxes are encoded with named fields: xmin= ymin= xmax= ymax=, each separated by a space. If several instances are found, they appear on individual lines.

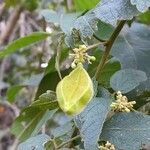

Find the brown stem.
xmin=95 ymin=20 xmax=126 ymax=80
xmin=0 ymin=5 xmax=23 ymax=45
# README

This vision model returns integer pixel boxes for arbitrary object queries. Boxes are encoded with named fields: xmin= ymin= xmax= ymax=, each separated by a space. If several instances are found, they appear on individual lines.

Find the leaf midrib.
xmin=18 ymin=111 xmax=44 ymax=140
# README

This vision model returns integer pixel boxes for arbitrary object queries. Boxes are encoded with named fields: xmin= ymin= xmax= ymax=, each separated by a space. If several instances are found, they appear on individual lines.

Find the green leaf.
xmin=127 ymin=90 xmax=150 ymax=109
xmin=65 ymin=11 xmax=98 ymax=46
xmin=6 ymin=85 xmax=25 ymax=103
xmin=44 ymin=55 xmax=56 ymax=75
xmin=24 ymin=0 xmax=38 ymax=11
xmin=99 ymin=59 xmax=121 ymax=87
xmin=92 ymin=77 xmax=98 ymax=97
xmin=24 ymin=90 xmax=58 ymax=111
xmin=44 ymin=140 xmax=55 ymax=150
xmin=55 ymin=36 xmax=64 ymax=79
xmin=35 ymin=47 xmax=69 ymax=99
xmin=40 ymin=10 xmax=61 ymax=24
xmin=11 ymin=91 xmax=58 ymax=141
xmin=51 ymin=122 xmax=73 ymax=138
xmin=23 ymin=73 xmax=44 ymax=86
xmin=39 ymin=90 xmax=56 ymax=101
xmin=130 ymin=0 xmax=150 ymax=12
xmin=35 ymin=70 xmax=70 ymax=99
xmin=42 ymin=10 xmax=98 ymax=45
xmin=0 ymin=32 xmax=50 ymax=58
xmin=4 ymin=0 xmax=19 ymax=7
xmin=23 ymin=91 xmax=58 ymax=110
xmin=75 ymin=98 xmax=111 ymax=150
xmin=17 ymin=134 xmax=49 ymax=150
xmin=88 ymin=54 xmax=121 ymax=87
xmin=45 ymin=48 xmax=69 ymax=75
xmin=101 ymin=112 xmax=150 ymax=150
xmin=111 ymin=23 xmax=150 ymax=91
xmin=94 ymin=21 xmax=114 ymax=40
xmin=23 ymin=100 xmax=58 ymax=112
xmin=7 ymin=74 xmax=43 ymax=103
xmin=41 ymin=10 xmax=79 ymax=34
xmin=97 ymin=87 xmax=112 ymax=99
xmin=60 ymin=13 xmax=80 ymax=34
xmin=11 ymin=109 xmax=57 ymax=142
xmin=74 ymin=0 xmax=99 ymax=11
xmin=74 ymin=12 xmax=98 ymax=39
xmin=110 ymin=69 xmax=147 ymax=93
xmin=93 ymin=0 xmax=139 ymax=25
xmin=56 ymin=65 xmax=94 ymax=115
xmin=138 ymin=11 xmax=150 ymax=24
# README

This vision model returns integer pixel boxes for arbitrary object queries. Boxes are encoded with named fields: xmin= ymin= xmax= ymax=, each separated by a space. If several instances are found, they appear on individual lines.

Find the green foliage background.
xmin=0 ymin=0 xmax=150 ymax=150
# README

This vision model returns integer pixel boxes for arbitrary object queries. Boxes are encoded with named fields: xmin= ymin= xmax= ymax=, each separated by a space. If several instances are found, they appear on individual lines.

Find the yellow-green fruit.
xmin=56 ymin=65 xmax=94 ymax=115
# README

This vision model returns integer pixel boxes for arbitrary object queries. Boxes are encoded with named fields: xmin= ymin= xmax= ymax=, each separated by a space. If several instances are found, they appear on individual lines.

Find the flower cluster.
xmin=110 ymin=91 xmax=136 ymax=112
xmin=69 ymin=45 xmax=96 ymax=68
xmin=99 ymin=141 xmax=115 ymax=150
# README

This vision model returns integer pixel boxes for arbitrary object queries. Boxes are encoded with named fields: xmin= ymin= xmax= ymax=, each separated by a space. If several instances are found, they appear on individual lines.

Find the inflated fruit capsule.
xmin=56 ymin=64 xmax=94 ymax=115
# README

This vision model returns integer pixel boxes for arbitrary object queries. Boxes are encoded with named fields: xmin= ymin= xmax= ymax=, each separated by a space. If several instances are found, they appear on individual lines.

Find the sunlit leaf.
xmin=138 ymin=11 xmax=150 ymax=24
xmin=74 ymin=0 xmax=99 ymax=11
xmin=0 ymin=32 xmax=50 ymax=58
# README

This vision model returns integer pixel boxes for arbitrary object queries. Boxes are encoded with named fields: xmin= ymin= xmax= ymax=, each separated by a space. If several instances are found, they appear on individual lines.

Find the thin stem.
xmin=53 ymin=139 xmax=58 ymax=150
xmin=48 ymin=139 xmax=58 ymax=150
xmin=56 ymin=35 xmax=64 ymax=80
xmin=86 ymin=42 xmax=105 ymax=51
xmin=95 ymin=20 xmax=126 ymax=80
xmin=130 ymin=107 xmax=138 ymax=112
xmin=57 ymin=135 xmax=80 ymax=149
